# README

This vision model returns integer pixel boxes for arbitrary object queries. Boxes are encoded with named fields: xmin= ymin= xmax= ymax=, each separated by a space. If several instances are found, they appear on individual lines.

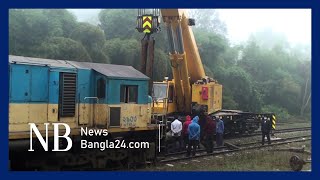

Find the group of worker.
xmin=170 ymin=114 xmax=224 ymax=157
xmin=170 ymin=115 xmax=273 ymax=157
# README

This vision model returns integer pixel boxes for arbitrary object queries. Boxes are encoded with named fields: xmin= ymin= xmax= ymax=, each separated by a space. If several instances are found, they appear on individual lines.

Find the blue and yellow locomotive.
xmin=9 ymin=55 xmax=158 ymax=170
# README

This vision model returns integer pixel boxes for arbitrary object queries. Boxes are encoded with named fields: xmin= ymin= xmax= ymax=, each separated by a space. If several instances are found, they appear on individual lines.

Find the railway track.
xmin=160 ymin=134 xmax=311 ymax=163
xmin=276 ymin=122 xmax=310 ymax=125
xmin=163 ymin=127 xmax=311 ymax=156
xmin=272 ymin=127 xmax=311 ymax=133
xmin=164 ymin=133 xmax=311 ymax=158
xmin=226 ymin=127 xmax=311 ymax=139
xmin=232 ymin=135 xmax=311 ymax=147
xmin=68 ymin=127 xmax=311 ymax=170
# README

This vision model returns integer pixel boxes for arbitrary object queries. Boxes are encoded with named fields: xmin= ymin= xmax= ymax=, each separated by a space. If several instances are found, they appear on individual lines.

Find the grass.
xmin=144 ymin=141 xmax=311 ymax=171
xmin=142 ymin=121 xmax=312 ymax=171
xmin=276 ymin=121 xmax=311 ymax=130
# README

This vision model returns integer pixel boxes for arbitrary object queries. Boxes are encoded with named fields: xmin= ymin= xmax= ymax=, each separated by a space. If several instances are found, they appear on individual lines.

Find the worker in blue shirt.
xmin=187 ymin=116 xmax=200 ymax=157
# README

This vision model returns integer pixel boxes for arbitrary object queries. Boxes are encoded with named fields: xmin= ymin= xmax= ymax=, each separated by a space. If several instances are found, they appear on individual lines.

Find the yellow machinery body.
xmin=151 ymin=9 xmax=222 ymax=115
xmin=191 ymin=82 xmax=222 ymax=114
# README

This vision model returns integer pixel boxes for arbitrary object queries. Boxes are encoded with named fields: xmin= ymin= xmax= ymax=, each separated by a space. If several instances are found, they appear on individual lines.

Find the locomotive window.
xmin=120 ymin=85 xmax=138 ymax=103
xmin=128 ymin=86 xmax=138 ymax=103
xmin=97 ymin=78 xmax=106 ymax=99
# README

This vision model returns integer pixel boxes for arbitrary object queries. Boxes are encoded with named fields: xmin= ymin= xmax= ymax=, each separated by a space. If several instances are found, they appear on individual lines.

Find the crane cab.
xmin=151 ymin=78 xmax=222 ymax=116
xmin=151 ymin=81 xmax=176 ymax=115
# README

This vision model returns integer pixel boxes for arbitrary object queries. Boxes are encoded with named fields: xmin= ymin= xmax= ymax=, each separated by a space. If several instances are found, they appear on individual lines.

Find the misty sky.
xmin=68 ymin=9 xmax=311 ymax=46
xmin=216 ymin=9 xmax=311 ymax=45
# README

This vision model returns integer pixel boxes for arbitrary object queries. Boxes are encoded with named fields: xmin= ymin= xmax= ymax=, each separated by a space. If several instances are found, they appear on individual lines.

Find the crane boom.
xmin=160 ymin=9 xmax=192 ymax=113
xmin=161 ymin=9 xmax=206 ymax=83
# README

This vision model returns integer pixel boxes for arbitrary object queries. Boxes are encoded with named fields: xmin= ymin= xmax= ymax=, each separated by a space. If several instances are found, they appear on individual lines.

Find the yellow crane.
xmin=136 ymin=9 xmax=275 ymax=137
xmin=137 ymin=9 xmax=222 ymax=117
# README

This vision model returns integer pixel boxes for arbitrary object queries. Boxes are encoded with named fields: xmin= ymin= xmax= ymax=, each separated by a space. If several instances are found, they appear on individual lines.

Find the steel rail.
xmin=160 ymin=135 xmax=311 ymax=163
xmin=164 ymin=128 xmax=311 ymax=157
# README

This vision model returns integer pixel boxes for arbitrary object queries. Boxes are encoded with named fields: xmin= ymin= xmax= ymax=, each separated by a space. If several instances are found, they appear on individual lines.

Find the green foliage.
xmin=222 ymin=88 xmax=239 ymax=110
xmin=104 ymin=38 xmax=140 ymax=68
xmin=37 ymin=37 xmax=91 ymax=61
xmin=153 ymin=49 xmax=170 ymax=81
xmin=9 ymin=9 xmax=79 ymax=57
xmin=222 ymin=66 xmax=262 ymax=112
xmin=189 ymin=9 xmax=227 ymax=35
xmin=262 ymin=105 xmax=291 ymax=121
xmin=9 ymin=9 xmax=50 ymax=56
xmin=9 ymin=9 xmax=109 ymax=63
xmin=239 ymin=36 xmax=311 ymax=116
xmin=42 ymin=9 xmax=77 ymax=37
xmin=9 ymin=9 xmax=311 ymax=120
xmin=71 ymin=23 xmax=106 ymax=48
xmin=194 ymin=28 xmax=229 ymax=75
xmin=98 ymin=9 xmax=138 ymax=40
xmin=70 ymin=22 xmax=109 ymax=63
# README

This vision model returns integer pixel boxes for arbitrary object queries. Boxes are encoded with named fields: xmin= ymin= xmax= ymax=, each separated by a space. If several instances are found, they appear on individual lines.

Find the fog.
xmin=68 ymin=9 xmax=311 ymax=46
xmin=217 ymin=9 xmax=311 ymax=45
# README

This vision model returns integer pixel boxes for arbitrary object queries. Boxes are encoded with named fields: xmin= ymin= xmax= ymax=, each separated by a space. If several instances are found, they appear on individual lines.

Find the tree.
xmin=9 ymin=9 xmax=49 ymax=56
xmin=299 ymin=61 xmax=311 ymax=117
xmin=9 ymin=9 xmax=78 ymax=56
xmin=222 ymin=88 xmax=239 ymax=110
xmin=194 ymin=28 xmax=228 ymax=74
xmin=153 ymin=49 xmax=170 ymax=81
xmin=250 ymin=28 xmax=290 ymax=51
xmin=222 ymin=66 xmax=262 ymax=112
xmin=98 ymin=9 xmax=138 ymax=40
xmin=42 ymin=9 xmax=77 ymax=37
xmin=237 ymin=31 xmax=311 ymax=117
xmin=104 ymin=38 xmax=140 ymax=68
xmin=188 ymin=9 xmax=227 ymax=36
xmin=262 ymin=105 xmax=291 ymax=121
xmin=70 ymin=22 xmax=110 ymax=63
xmin=37 ymin=37 xmax=92 ymax=61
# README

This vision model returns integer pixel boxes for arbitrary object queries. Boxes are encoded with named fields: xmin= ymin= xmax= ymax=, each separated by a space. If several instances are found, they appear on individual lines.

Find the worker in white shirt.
xmin=171 ymin=115 xmax=183 ymax=152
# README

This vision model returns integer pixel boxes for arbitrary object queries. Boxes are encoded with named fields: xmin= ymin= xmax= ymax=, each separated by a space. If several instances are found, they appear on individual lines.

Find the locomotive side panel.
xmin=106 ymin=79 xmax=151 ymax=129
